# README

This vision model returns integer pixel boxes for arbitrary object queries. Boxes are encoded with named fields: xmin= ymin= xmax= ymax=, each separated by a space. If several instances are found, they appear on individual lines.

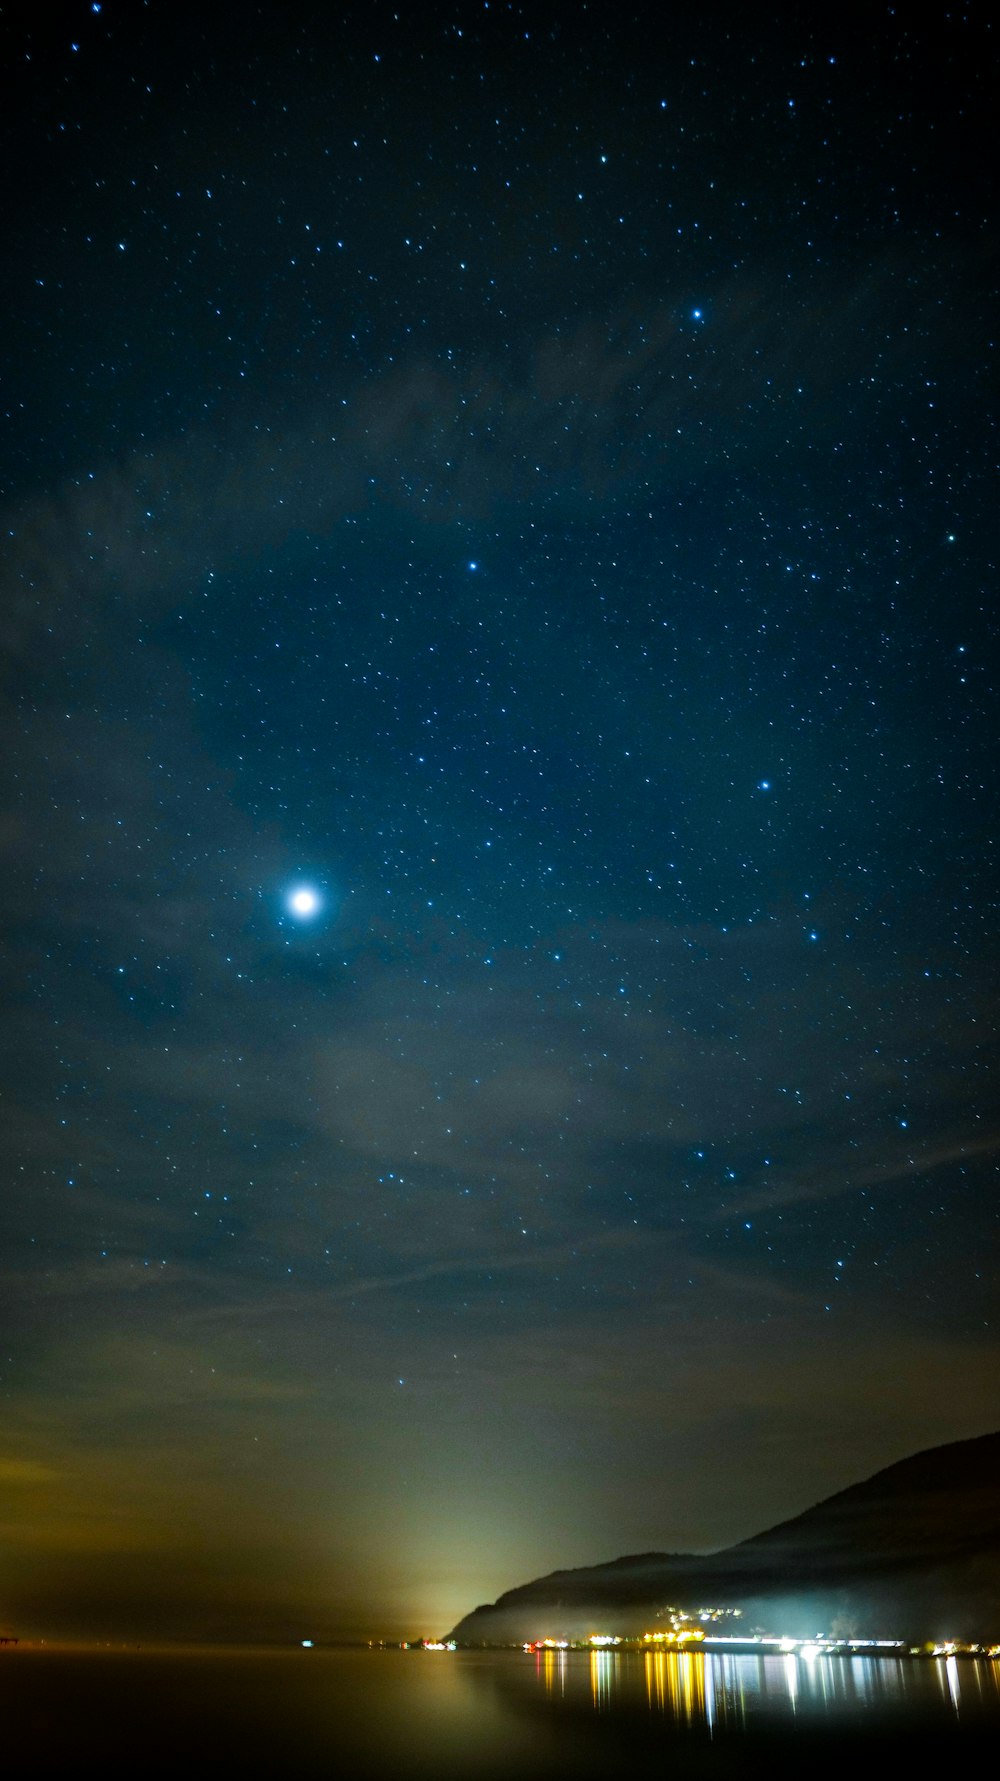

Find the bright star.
xmin=287 ymin=886 xmax=321 ymax=919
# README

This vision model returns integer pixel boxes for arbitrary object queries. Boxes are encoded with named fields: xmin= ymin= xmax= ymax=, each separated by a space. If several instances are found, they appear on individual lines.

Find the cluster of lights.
xmin=517 ymin=1619 xmax=986 ymax=1659
xmin=927 ymin=1640 xmax=1000 ymax=1658
xmin=515 ymin=1606 xmax=998 ymax=1663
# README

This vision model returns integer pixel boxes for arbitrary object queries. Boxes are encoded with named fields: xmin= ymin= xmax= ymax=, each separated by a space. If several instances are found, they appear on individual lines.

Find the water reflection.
xmin=589 ymin=1648 xmax=613 ymax=1711
xmin=4 ymin=1646 xmax=999 ymax=1778
xmin=518 ymin=1646 xmax=1000 ymax=1735
xmin=944 ymin=1653 xmax=961 ymax=1712
xmin=538 ymin=1644 xmax=566 ymax=1698
xmin=643 ymin=1649 xmax=708 ymax=1724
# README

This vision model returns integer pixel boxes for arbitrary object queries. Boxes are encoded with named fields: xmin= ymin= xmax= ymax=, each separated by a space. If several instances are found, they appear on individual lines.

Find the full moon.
xmin=287 ymin=885 xmax=321 ymax=919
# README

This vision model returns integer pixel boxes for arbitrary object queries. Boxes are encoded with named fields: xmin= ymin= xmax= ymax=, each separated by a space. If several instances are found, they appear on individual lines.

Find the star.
xmin=286 ymin=885 xmax=321 ymax=919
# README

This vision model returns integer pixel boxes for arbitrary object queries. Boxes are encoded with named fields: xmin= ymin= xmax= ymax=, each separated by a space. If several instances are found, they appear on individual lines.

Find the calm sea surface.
xmin=3 ymin=1644 xmax=999 ymax=1778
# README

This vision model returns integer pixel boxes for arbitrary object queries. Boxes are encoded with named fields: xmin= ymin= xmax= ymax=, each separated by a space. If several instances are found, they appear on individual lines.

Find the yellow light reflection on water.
xmin=540 ymin=1645 xmax=566 ymax=1698
xmin=589 ymin=1648 xmax=614 ymax=1711
xmin=642 ymin=1649 xmax=706 ymax=1725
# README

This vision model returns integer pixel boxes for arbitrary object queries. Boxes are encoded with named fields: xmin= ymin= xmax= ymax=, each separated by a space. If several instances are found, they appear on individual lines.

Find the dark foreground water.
xmin=3 ymin=1644 xmax=999 ymax=1779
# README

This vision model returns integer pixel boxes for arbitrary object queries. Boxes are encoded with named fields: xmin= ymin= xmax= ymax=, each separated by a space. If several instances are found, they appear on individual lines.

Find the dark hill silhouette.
xmin=448 ymin=1431 xmax=1000 ymax=1644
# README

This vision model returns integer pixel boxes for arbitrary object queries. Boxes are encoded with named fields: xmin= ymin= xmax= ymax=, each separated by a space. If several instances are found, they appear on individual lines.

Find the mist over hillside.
xmin=449 ymin=1432 xmax=1000 ymax=1644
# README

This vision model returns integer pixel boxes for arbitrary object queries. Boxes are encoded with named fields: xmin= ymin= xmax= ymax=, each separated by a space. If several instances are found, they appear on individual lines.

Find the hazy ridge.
xmin=449 ymin=1431 xmax=1000 ymax=1643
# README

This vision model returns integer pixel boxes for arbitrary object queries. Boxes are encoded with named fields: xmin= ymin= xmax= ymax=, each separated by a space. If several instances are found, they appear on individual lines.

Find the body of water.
xmin=2 ymin=1643 xmax=998 ymax=1777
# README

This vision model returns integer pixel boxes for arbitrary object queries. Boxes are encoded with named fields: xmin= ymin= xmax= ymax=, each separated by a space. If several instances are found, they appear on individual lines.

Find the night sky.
xmin=1 ymin=0 xmax=997 ymax=1645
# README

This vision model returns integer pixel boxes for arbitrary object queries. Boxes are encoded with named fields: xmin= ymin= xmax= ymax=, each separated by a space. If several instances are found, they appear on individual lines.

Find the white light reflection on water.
xmin=945 ymin=1654 xmax=961 ymax=1713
